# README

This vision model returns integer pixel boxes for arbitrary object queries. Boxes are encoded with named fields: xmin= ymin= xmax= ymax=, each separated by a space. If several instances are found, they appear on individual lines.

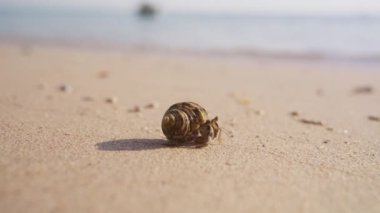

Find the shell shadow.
xmin=96 ymin=139 xmax=169 ymax=151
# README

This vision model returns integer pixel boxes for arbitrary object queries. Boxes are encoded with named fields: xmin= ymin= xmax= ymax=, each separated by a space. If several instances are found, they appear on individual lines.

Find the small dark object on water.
xmin=352 ymin=86 xmax=373 ymax=94
xmin=138 ymin=3 xmax=157 ymax=17
xmin=299 ymin=119 xmax=323 ymax=126
xmin=161 ymin=102 xmax=221 ymax=148
xmin=368 ymin=115 xmax=380 ymax=122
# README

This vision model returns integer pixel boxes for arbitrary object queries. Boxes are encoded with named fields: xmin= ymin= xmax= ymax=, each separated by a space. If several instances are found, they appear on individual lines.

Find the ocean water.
xmin=1 ymin=7 xmax=380 ymax=61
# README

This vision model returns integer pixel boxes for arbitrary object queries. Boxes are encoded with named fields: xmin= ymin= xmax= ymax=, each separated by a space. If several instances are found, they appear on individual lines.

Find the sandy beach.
xmin=0 ymin=42 xmax=379 ymax=213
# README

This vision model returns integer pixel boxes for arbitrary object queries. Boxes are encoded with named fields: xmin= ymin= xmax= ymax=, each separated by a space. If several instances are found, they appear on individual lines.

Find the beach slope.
xmin=0 ymin=43 xmax=379 ymax=213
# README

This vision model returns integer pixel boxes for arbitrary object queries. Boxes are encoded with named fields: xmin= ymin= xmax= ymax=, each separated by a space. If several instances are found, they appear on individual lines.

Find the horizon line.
xmin=1 ymin=4 xmax=380 ymax=17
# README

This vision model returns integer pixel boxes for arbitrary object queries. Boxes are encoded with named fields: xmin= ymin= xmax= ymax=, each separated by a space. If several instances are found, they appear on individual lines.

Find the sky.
xmin=1 ymin=0 xmax=380 ymax=14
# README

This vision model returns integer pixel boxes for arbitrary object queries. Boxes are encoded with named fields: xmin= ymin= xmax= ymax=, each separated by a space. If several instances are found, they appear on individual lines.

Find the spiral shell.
xmin=161 ymin=102 xmax=209 ymax=142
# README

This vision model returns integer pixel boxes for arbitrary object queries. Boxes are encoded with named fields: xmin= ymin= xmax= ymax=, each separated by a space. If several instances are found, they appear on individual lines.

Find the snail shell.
xmin=161 ymin=102 xmax=209 ymax=142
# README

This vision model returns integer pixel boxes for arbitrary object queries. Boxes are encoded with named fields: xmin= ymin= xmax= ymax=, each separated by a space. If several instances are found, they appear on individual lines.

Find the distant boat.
xmin=137 ymin=3 xmax=157 ymax=18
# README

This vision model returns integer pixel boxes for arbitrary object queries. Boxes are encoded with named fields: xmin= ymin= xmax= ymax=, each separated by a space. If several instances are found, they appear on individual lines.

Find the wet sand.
xmin=0 ymin=42 xmax=379 ymax=213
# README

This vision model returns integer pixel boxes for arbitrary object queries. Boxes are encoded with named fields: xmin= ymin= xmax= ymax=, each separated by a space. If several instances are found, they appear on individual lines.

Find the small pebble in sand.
xmin=323 ymin=140 xmax=330 ymax=144
xmin=254 ymin=109 xmax=265 ymax=116
xmin=128 ymin=105 xmax=141 ymax=113
xmin=225 ymin=162 xmax=233 ymax=166
xmin=82 ymin=96 xmax=94 ymax=102
xmin=229 ymin=118 xmax=236 ymax=127
xmin=97 ymin=70 xmax=109 ymax=79
xmin=228 ymin=130 xmax=235 ymax=138
xmin=37 ymin=83 xmax=46 ymax=90
xmin=145 ymin=102 xmax=160 ymax=109
xmin=105 ymin=97 xmax=118 ymax=104
xmin=316 ymin=89 xmax=324 ymax=96
xmin=368 ymin=115 xmax=380 ymax=122
xmin=326 ymin=127 xmax=334 ymax=131
xmin=290 ymin=111 xmax=299 ymax=117
xmin=343 ymin=129 xmax=349 ymax=134
xmin=352 ymin=86 xmax=373 ymax=94
xmin=59 ymin=84 xmax=73 ymax=93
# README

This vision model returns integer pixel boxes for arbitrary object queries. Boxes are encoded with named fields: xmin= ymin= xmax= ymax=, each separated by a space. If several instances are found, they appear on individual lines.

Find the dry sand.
xmin=0 ymin=42 xmax=379 ymax=213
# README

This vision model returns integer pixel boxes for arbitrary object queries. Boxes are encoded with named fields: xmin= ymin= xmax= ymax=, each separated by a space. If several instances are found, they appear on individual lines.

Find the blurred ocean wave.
xmin=1 ymin=7 xmax=380 ymax=62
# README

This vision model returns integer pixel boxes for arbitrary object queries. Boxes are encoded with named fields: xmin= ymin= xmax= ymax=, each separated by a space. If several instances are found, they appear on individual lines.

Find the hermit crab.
xmin=161 ymin=102 xmax=221 ymax=148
